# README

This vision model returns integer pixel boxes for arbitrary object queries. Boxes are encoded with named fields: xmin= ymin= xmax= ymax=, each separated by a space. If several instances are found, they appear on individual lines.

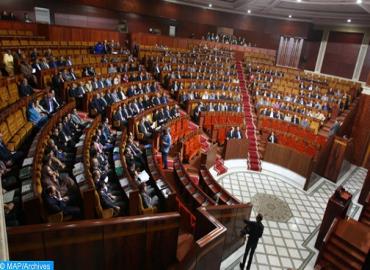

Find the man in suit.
xmin=152 ymin=94 xmax=161 ymax=106
xmin=41 ymin=92 xmax=59 ymax=114
xmin=138 ymin=118 xmax=152 ymax=139
xmin=155 ymin=108 xmax=166 ymax=125
xmin=139 ymin=182 xmax=159 ymax=208
xmin=161 ymin=128 xmax=172 ymax=169
xmin=163 ymin=106 xmax=171 ymax=120
xmin=96 ymin=181 xmax=120 ymax=215
xmin=18 ymin=78 xmax=35 ymax=97
xmin=170 ymin=105 xmax=180 ymax=118
xmin=114 ymin=107 xmax=128 ymax=126
xmin=227 ymin=127 xmax=235 ymax=140
xmin=234 ymin=127 xmax=242 ymax=139
xmin=0 ymin=133 xmax=24 ymax=167
xmin=240 ymin=214 xmax=264 ymax=270
xmin=43 ymin=185 xmax=81 ymax=219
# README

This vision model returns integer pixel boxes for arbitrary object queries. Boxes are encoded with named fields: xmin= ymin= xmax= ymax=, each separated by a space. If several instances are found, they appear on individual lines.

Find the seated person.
xmin=45 ymin=139 xmax=73 ymax=164
xmin=126 ymin=136 xmax=145 ymax=169
xmin=70 ymin=108 xmax=88 ymax=128
xmin=0 ymin=132 xmax=24 ymax=167
xmin=43 ymin=185 xmax=81 ymax=219
xmin=41 ymin=153 xmax=77 ymax=200
xmin=96 ymin=181 xmax=121 ymax=215
xmin=27 ymin=100 xmax=48 ymax=128
xmin=114 ymin=106 xmax=128 ymax=126
xmin=19 ymin=78 xmax=39 ymax=97
xmin=170 ymin=104 xmax=180 ymax=118
xmin=34 ymin=99 xmax=49 ymax=117
xmin=139 ymin=182 xmax=159 ymax=208
xmin=40 ymin=91 xmax=60 ymax=114
xmin=138 ymin=118 xmax=153 ymax=139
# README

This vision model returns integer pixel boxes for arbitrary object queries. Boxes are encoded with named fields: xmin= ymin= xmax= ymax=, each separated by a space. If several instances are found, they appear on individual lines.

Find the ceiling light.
xmin=247 ymin=9 xmax=251 ymax=14
xmin=347 ymin=19 xmax=351 ymax=23
xmin=208 ymin=3 xmax=212 ymax=8
xmin=297 ymin=0 xmax=302 ymax=2
xmin=288 ymin=14 xmax=292 ymax=18
xmin=357 ymin=0 xmax=362 ymax=4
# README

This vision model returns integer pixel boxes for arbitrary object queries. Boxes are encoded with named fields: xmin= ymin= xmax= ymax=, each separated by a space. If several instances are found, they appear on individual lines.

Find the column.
xmin=353 ymin=32 xmax=370 ymax=81
xmin=315 ymin=29 xmax=330 ymax=73
xmin=0 ymin=180 xmax=9 ymax=260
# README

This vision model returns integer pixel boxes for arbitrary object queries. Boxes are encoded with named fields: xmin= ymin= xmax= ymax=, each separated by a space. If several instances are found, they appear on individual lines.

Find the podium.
xmin=314 ymin=186 xmax=352 ymax=250
xmin=323 ymin=136 xmax=352 ymax=182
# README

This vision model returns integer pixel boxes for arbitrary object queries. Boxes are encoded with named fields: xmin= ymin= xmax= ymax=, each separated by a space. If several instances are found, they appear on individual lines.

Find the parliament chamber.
xmin=0 ymin=1 xmax=370 ymax=270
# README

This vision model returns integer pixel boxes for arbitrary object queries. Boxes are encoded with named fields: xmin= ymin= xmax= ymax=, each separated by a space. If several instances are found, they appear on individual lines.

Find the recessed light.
xmin=357 ymin=0 xmax=362 ymax=4
xmin=297 ymin=0 xmax=302 ymax=2
xmin=288 ymin=14 xmax=292 ymax=18
xmin=247 ymin=9 xmax=251 ymax=14
xmin=347 ymin=19 xmax=351 ymax=23
xmin=208 ymin=3 xmax=212 ymax=8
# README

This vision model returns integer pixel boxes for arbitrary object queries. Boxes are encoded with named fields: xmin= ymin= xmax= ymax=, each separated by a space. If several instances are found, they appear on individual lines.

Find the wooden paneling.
xmin=263 ymin=143 xmax=314 ymax=188
xmin=351 ymin=94 xmax=370 ymax=166
xmin=322 ymin=31 xmax=364 ymax=79
xmin=299 ymin=29 xmax=323 ymax=71
xmin=1 ymin=0 xmax=313 ymax=50
xmin=360 ymin=43 xmax=370 ymax=83
xmin=7 ymin=213 xmax=180 ymax=270
xmin=223 ymin=139 xmax=249 ymax=160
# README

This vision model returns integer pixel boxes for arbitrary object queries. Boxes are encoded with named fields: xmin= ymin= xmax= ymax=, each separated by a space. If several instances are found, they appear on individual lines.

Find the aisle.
xmin=236 ymin=61 xmax=261 ymax=171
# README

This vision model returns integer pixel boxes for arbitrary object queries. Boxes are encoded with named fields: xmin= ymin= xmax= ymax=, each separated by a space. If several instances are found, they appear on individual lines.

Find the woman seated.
xmin=27 ymin=100 xmax=48 ymax=128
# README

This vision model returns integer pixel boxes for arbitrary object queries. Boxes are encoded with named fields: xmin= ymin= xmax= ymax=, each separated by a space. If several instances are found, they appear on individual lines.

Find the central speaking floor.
xmin=218 ymin=164 xmax=367 ymax=270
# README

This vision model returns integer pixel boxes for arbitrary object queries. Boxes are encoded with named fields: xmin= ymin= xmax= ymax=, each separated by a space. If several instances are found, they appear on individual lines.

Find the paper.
xmin=119 ymin=178 xmax=129 ymax=188
xmin=22 ymin=157 xmax=34 ymax=167
xmin=138 ymin=170 xmax=150 ymax=182
xmin=4 ymin=190 xmax=15 ymax=203
xmin=21 ymin=183 xmax=32 ymax=194
xmin=75 ymin=174 xmax=85 ymax=184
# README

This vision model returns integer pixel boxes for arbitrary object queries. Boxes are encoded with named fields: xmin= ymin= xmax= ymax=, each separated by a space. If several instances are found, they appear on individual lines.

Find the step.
xmin=327 ymin=242 xmax=363 ymax=269
xmin=321 ymin=252 xmax=352 ymax=270
xmin=332 ymin=234 xmax=367 ymax=259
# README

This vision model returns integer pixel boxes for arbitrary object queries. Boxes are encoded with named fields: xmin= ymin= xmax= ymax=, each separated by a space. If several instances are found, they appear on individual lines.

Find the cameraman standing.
xmin=240 ymin=213 xmax=264 ymax=270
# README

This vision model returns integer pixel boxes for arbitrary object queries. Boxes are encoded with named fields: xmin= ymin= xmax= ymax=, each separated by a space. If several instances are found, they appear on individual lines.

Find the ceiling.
xmin=163 ymin=0 xmax=370 ymax=27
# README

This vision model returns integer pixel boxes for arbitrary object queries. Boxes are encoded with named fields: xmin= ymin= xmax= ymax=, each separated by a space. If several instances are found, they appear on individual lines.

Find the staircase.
xmin=236 ymin=61 xmax=261 ymax=171
xmin=214 ymin=156 xmax=228 ymax=176
xmin=316 ymin=219 xmax=369 ymax=270
xmin=359 ymin=197 xmax=370 ymax=227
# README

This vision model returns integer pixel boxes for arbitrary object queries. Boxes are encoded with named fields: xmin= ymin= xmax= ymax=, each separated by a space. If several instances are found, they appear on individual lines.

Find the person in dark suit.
xmin=43 ymin=185 xmax=81 ymax=219
xmin=227 ymin=127 xmax=235 ymax=139
xmin=139 ymin=182 xmax=159 ymax=208
xmin=138 ymin=118 xmax=152 ymax=139
xmin=40 ymin=92 xmax=59 ymax=114
xmin=291 ymin=114 xmax=300 ymax=125
xmin=18 ymin=78 xmax=35 ymax=97
xmin=234 ymin=126 xmax=242 ymax=139
xmin=97 ymin=181 xmax=120 ymax=215
xmin=240 ymin=214 xmax=264 ymax=270
xmin=161 ymin=127 xmax=172 ymax=169
xmin=152 ymin=94 xmax=161 ymax=106
xmin=0 ymin=133 xmax=24 ymax=167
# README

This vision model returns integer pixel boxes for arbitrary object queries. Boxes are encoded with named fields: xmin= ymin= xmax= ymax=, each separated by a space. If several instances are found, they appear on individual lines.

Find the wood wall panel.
xmin=299 ymin=30 xmax=323 ymax=71
xmin=322 ymin=31 xmax=364 ymax=79
xmin=359 ymin=42 xmax=370 ymax=83
xmin=1 ymin=0 xmax=312 ymax=50
xmin=351 ymin=94 xmax=370 ymax=166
